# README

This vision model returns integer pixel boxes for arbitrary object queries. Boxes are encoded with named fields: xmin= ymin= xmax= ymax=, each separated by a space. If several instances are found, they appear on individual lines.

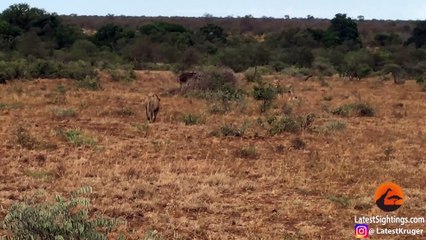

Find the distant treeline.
xmin=0 ymin=3 xmax=426 ymax=83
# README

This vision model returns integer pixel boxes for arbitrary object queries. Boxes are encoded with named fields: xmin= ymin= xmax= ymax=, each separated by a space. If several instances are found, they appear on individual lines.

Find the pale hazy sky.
xmin=0 ymin=0 xmax=425 ymax=20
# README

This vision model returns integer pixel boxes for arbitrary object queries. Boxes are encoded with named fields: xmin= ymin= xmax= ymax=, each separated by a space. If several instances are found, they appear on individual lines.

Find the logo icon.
xmin=355 ymin=224 xmax=369 ymax=238
xmin=374 ymin=182 xmax=404 ymax=212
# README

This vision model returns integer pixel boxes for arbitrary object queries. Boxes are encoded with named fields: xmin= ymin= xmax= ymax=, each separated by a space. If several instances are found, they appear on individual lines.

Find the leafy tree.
xmin=342 ymin=49 xmax=374 ymax=78
xmin=139 ymin=22 xmax=189 ymax=35
xmin=0 ymin=3 xmax=59 ymax=36
xmin=328 ymin=13 xmax=362 ymax=47
xmin=55 ymin=24 xmax=84 ymax=48
xmin=0 ymin=20 xmax=20 ymax=50
xmin=405 ymin=21 xmax=426 ymax=48
xmin=281 ymin=47 xmax=314 ymax=68
xmin=252 ymin=83 xmax=277 ymax=112
xmin=0 ymin=20 xmax=21 ymax=37
xmin=199 ymin=24 xmax=227 ymax=43
xmin=374 ymin=33 xmax=402 ymax=46
xmin=16 ymin=30 xmax=50 ymax=58
xmin=93 ymin=23 xmax=134 ymax=51
xmin=120 ymin=36 xmax=159 ymax=63
xmin=69 ymin=39 xmax=99 ymax=61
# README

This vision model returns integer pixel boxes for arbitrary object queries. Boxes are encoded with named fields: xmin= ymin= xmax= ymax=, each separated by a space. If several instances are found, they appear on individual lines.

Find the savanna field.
xmin=0 ymin=71 xmax=425 ymax=239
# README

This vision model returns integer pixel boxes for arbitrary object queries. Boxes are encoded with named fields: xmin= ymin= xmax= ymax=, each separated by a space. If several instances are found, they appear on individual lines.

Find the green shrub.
xmin=0 ymin=102 xmax=23 ymax=110
xmin=77 ymin=76 xmax=103 ymax=91
xmin=328 ymin=195 xmax=351 ymax=208
xmin=3 ymin=187 xmax=126 ymax=240
xmin=60 ymin=129 xmax=96 ymax=147
xmin=332 ymin=102 xmax=375 ymax=117
xmin=15 ymin=126 xmax=39 ymax=150
xmin=180 ymin=67 xmax=239 ymax=95
xmin=52 ymin=108 xmax=77 ymax=119
xmin=268 ymin=115 xmax=303 ymax=135
xmin=252 ymin=83 xmax=277 ymax=113
xmin=213 ymin=122 xmax=249 ymax=137
xmin=27 ymin=59 xmax=61 ymax=78
xmin=60 ymin=60 xmax=97 ymax=81
xmin=182 ymin=113 xmax=205 ymax=125
xmin=291 ymin=137 xmax=306 ymax=150
xmin=317 ymin=120 xmax=347 ymax=134
xmin=416 ymin=76 xmax=425 ymax=84
xmin=108 ymin=67 xmax=136 ymax=82
xmin=235 ymin=145 xmax=259 ymax=159
xmin=323 ymin=95 xmax=333 ymax=101
xmin=117 ymin=107 xmax=134 ymax=116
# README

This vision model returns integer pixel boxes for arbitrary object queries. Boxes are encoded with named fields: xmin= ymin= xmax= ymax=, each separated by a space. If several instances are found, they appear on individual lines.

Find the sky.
xmin=0 ymin=0 xmax=425 ymax=20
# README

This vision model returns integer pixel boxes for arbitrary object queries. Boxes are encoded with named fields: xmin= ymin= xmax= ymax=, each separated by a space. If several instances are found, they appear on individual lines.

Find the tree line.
xmin=1 ymin=3 xmax=426 ymax=82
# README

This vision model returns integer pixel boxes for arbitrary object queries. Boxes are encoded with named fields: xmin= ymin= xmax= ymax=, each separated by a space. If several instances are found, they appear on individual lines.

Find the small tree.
xmin=328 ymin=13 xmax=362 ymax=48
xmin=405 ymin=21 xmax=426 ymax=48
xmin=199 ymin=24 xmax=227 ymax=43
xmin=252 ymin=83 xmax=277 ymax=113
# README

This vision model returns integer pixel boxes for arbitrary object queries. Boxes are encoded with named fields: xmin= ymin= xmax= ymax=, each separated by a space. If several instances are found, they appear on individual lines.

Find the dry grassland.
xmin=0 ymin=71 xmax=425 ymax=239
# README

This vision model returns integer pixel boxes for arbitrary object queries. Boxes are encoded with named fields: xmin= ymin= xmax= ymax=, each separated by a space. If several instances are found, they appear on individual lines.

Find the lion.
xmin=145 ymin=93 xmax=160 ymax=123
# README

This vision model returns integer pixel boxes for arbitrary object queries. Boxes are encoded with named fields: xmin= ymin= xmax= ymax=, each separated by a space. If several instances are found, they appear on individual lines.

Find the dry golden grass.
xmin=0 ymin=71 xmax=425 ymax=239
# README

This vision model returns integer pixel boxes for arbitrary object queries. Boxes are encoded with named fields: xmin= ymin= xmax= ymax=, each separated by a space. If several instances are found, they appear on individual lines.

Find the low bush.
xmin=268 ymin=115 xmax=304 ymax=135
xmin=56 ymin=128 xmax=96 ymax=147
xmin=235 ymin=145 xmax=259 ymax=159
xmin=252 ymin=83 xmax=277 ymax=113
xmin=332 ymin=102 xmax=375 ymax=117
xmin=3 ymin=187 xmax=126 ymax=239
xmin=77 ymin=76 xmax=103 ymax=91
xmin=15 ymin=126 xmax=39 ymax=150
xmin=291 ymin=137 xmax=306 ymax=150
xmin=318 ymin=120 xmax=347 ymax=134
xmin=212 ymin=121 xmax=249 ymax=137
xmin=182 ymin=113 xmax=205 ymax=125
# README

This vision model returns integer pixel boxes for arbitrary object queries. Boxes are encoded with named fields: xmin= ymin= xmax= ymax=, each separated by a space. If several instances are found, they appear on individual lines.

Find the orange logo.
xmin=374 ymin=182 xmax=404 ymax=212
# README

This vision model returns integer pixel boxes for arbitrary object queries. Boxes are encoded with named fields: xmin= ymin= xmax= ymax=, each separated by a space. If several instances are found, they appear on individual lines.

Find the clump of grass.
xmin=252 ymin=83 xmax=277 ymax=113
xmin=282 ymin=103 xmax=294 ymax=115
xmin=268 ymin=115 xmax=303 ymax=135
xmin=55 ymin=84 xmax=67 ymax=94
xmin=323 ymin=95 xmax=333 ymax=101
xmin=52 ymin=108 xmax=77 ymax=119
xmin=57 ymin=128 xmax=96 ymax=147
xmin=47 ymin=84 xmax=68 ymax=104
xmin=77 ymin=76 xmax=103 ymax=91
xmin=384 ymin=145 xmax=394 ymax=161
xmin=117 ymin=107 xmax=134 ymax=116
xmin=130 ymin=123 xmax=150 ymax=137
xmin=212 ymin=122 xmax=248 ymax=137
xmin=328 ymin=195 xmax=351 ymax=208
xmin=208 ymin=104 xmax=227 ymax=114
xmin=182 ymin=113 xmax=205 ymax=125
xmin=0 ymin=102 xmax=23 ymax=110
xmin=143 ymin=229 xmax=161 ymax=240
xmin=108 ymin=68 xmax=136 ymax=82
xmin=235 ymin=146 xmax=259 ymax=159
xmin=332 ymin=102 xmax=375 ymax=117
xmin=318 ymin=120 xmax=347 ymax=134
xmin=291 ymin=137 xmax=306 ymax=150
xmin=24 ymin=170 xmax=55 ymax=181
xmin=275 ymin=144 xmax=285 ymax=153
xmin=15 ymin=127 xmax=39 ymax=150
